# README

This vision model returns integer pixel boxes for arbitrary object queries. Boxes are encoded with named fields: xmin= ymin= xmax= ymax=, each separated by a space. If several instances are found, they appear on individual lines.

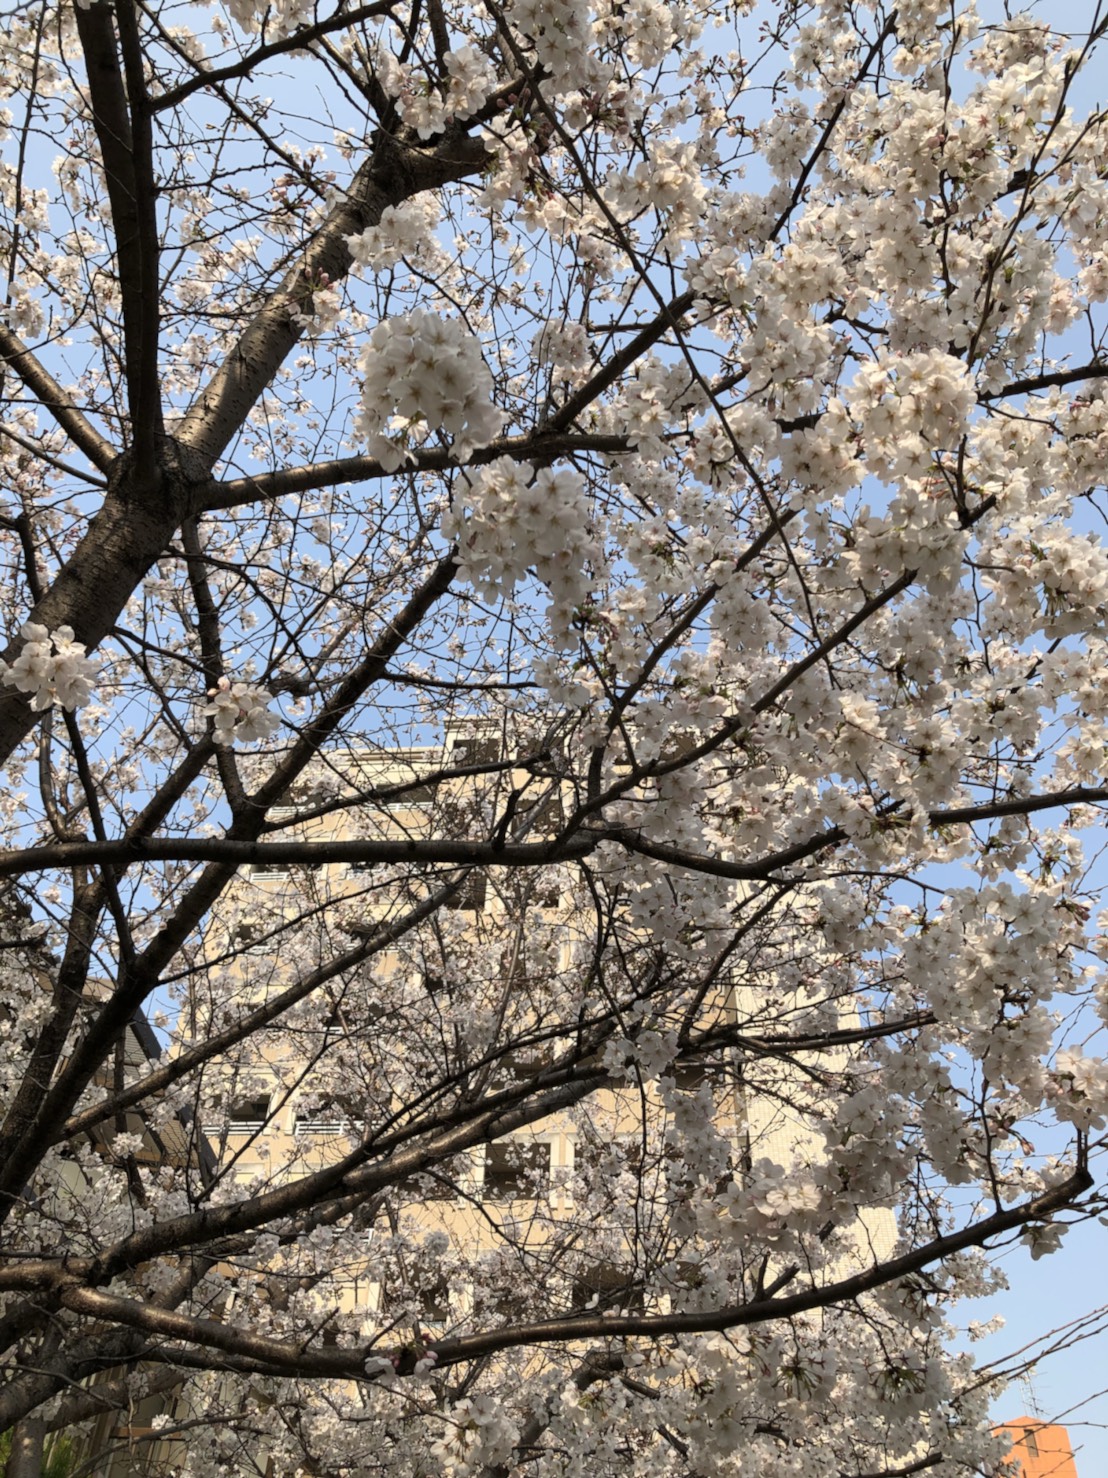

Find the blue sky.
xmin=959 ymin=1215 xmax=1108 ymax=1472
xmin=964 ymin=13 xmax=1108 ymax=1469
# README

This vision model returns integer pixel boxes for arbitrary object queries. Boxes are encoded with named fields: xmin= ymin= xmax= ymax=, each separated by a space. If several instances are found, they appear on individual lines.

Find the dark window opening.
xmin=228 ymin=1096 xmax=270 ymax=1130
xmin=445 ymin=871 xmax=487 ymax=911
xmin=419 ymin=1277 xmax=451 ymax=1325
xmin=519 ymin=788 xmax=565 ymax=837
xmin=378 ymin=1276 xmax=451 ymax=1328
xmin=232 ymin=921 xmax=268 ymax=954
xmin=672 ymin=1060 xmax=726 ymax=1095
xmin=384 ymin=783 xmax=434 ymax=806
xmin=571 ymin=1265 xmax=644 ymax=1313
xmin=483 ymin=1141 xmax=550 ymax=1201
xmin=452 ymin=736 xmax=500 ymax=766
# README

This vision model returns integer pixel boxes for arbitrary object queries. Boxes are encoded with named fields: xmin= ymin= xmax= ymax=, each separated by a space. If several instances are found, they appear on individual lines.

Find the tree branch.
xmin=16 ymin=1167 xmax=1090 ymax=1392
xmin=148 ymin=0 xmax=396 ymax=111
xmin=73 ymin=0 xmax=164 ymax=478
xmin=201 ymin=431 xmax=635 ymax=510
xmin=427 ymin=1164 xmax=1092 ymax=1368
xmin=176 ymin=128 xmax=491 ymax=466
xmin=0 ymin=556 xmax=461 ymax=1217
xmin=0 ymin=324 xmax=116 ymax=472
xmin=6 ymin=779 xmax=1107 ymax=883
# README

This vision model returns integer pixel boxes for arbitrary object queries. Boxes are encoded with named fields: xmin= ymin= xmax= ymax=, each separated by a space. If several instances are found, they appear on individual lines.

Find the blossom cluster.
xmin=511 ymin=0 xmax=597 ymax=92
xmin=346 ymin=197 xmax=442 ymax=273
xmin=203 ymin=677 xmax=280 ymax=746
xmin=532 ymin=318 xmax=592 ymax=385
xmin=393 ymin=46 xmax=496 ymax=139
xmin=442 ymin=457 xmax=603 ymax=645
xmin=291 ymin=270 xmax=342 ymax=334
xmin=847 ymin=350 xmax=977 ymax=482
xmin=0 ymin=623 xmax=97 ymax=711
xmin=355 ymin=311 xmax=504 ymax=470
xmin=430 ymin=1393 xmax=520 ymax=1473
xmin=223 ymin=0 xmax=314 ymax=39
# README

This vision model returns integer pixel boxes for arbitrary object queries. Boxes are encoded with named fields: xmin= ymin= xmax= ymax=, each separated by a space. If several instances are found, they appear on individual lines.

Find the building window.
xmin=571 ymin=1264 xmax=644 ymax=1313
xmin=382 ymin=783 xmax=434 ymax=807
xmin=378 ymin=1275 xmax=451 ymax=1330
xmin=445 ymin=871 xmax=487 ymax=912
xmin=419 ymin=1277 xmax=451 ymax=1327
xmin=482 ymin=1140 xmax=551 ymax=1201
xmin=230 ymin=1095 xmax=270 ymax=1129
xmin=451 ymin=736 xmax=499 ymax=766
xmin=200 ymin=1095 xmax=271 ymax=1135
xmin=519 ymin=786 xmax=564 ymax=837
xmin=296 ymin=1088 xmax=363 ymax=1137
xmin=321 ymin=1000 xmax=387 ymax=1036
xmin=671 ymin=1059 xmax=726 ymax=1095
xmin=232 ymin=921 xmax=269 ymax=955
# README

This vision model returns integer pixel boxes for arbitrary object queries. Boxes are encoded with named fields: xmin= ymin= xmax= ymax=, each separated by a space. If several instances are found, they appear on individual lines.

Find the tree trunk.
xmin=6 ymin=1416 xmax=45 ymax=1478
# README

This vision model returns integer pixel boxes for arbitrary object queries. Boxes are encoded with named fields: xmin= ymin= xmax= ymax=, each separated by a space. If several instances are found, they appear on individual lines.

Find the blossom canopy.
xmin=0 ymin=0 xmax=1107 ymax=1474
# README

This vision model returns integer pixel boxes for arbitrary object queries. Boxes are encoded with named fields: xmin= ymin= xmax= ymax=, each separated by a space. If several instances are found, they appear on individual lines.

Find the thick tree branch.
xmin=5 ymin=780 xmax=1107 ymax=882
xmin=176 ymin=129 xmax=490 ymax=466
xmin=981 ymin=359 xmax=1108 ymax=400
xmin=0 ymin=122 xmax=490 ymax=769
xmin=11 ymin=1166 xmax=1089 ymax=1392
xmin=427 ymin=1164 xmax=1092 ymax=1368
xmin=201 ymin=431 xmax=635 ymax=509
xmin=0 ymin=324 xmax=116 ymax=472
xmin=0 ymin=1073 xmax=607 ymax=1293
xmin=148 ymin=0 xmax=395 ymax=111
xmin=73 ymin=0 xmax=164 ymax=478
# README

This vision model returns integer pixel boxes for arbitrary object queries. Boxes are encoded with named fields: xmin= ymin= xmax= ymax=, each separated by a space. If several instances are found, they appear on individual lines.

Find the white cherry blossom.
xmin=355 ymin=311 xmax=505 ymax=469
xmin=203 ymin=677 xmax=281 ymax=745
xmin=0 ymin=623 xmax=98 ymax=711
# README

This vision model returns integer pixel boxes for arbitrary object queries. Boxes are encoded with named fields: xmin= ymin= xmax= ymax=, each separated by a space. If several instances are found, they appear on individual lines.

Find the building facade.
xmin=993 ymin=1419 xmax=1079 ymax=1478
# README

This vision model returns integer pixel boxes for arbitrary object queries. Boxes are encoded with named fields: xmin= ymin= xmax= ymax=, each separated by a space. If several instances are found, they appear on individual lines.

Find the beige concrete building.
xmin=188 ymin=727 xmax=891 ymax=1374
xmin=189 ymin=727 xmax=766 ymax=1354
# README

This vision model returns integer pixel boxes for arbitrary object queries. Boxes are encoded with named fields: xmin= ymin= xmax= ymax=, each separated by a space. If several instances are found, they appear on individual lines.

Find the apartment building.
xmin=187 ymin=728 xmax=776 ymax=1344
xmin=36 ymin=1008 xmax=215 ymax=1478
xmin=187 ymin=724 xmax=889 ymax=1377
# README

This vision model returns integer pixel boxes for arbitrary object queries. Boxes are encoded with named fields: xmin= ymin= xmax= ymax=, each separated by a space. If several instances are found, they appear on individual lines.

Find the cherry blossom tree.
xmin=1 ymin=0 xmax=1108 ymax=1472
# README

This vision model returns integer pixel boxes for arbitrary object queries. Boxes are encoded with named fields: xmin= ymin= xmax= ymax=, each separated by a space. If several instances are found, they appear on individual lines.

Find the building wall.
xmin=993 ymin=1419 xmax=1078 ymax=1478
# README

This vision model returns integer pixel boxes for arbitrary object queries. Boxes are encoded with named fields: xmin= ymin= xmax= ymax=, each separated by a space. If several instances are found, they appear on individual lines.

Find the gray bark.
xmin=5 ymin=1418 xmax=45 ymax=1478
